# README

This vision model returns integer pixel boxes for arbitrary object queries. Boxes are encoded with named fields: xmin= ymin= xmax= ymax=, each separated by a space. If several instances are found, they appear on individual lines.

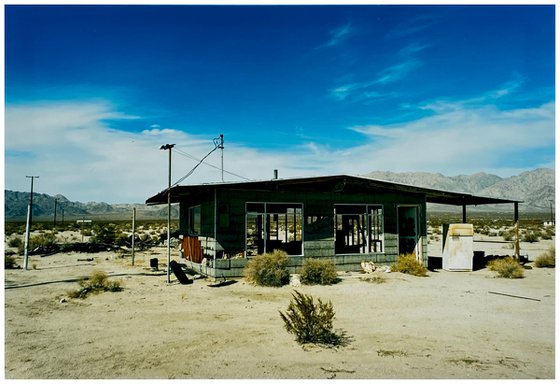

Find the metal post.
xmin=23 ymin=205 xmax=31 ymax=271
xmin=514 ymin=202 xmax=520 ymax=260
xmin=219 ymin=134 xmax=224 ymax=182
xmin=131 ymin=207 xmax=136 ymax=266
xmin=160 ymin=144 xmax=175 ymax=284
xmin=53 ymin=198 xmax=58 ymax=227
xmin=23 ymin=176 xmax=38 ymax=270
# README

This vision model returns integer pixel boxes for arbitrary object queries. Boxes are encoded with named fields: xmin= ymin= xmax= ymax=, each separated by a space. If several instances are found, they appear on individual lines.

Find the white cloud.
xmin=4 ymin=101 xmax=324 ymax=202
xmin=5 ymin=96 xmax=554 ymax=204
xmin=345 ymin=101 xmax=555 ymax=176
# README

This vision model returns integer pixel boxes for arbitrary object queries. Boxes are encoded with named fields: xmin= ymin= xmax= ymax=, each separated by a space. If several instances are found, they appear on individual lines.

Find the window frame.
xmin=245 ymin=202 xmax=304 ymax=257
xmin=334 ymin=204 xmax=384 ymax=255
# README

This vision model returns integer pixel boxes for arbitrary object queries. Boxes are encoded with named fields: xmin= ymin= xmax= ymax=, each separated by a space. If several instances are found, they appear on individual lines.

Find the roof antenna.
xmin=215 ymin=134 xmax=224 ymax=182
xmin=173 ymin=134 xmax=223 ymax=186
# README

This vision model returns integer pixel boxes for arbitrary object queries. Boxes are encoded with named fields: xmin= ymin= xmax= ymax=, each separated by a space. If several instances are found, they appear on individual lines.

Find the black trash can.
xmin=150 ymin=258 xmax=158 ymax=271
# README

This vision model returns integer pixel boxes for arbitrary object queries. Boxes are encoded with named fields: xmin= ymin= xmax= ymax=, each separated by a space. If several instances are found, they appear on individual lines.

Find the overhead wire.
xmin=171 ymin=142 xmax=252 ymax=186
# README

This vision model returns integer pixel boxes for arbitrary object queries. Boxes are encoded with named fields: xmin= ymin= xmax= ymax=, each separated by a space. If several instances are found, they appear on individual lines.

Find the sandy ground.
xmin=4 ymin=235 xmax=555 ymax=379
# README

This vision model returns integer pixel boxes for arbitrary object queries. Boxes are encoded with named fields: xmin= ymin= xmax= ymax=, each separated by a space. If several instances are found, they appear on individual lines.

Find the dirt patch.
xmin=4 ymin=241 xmax=555 ymax=379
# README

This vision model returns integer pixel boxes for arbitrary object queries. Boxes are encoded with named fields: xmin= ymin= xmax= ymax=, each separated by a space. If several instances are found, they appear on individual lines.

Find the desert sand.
xmin=4 ymin=234 xmax=555 ymax=379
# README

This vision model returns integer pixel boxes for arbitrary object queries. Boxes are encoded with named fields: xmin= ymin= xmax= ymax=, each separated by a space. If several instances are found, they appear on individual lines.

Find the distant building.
xmin=146 ymin=174 xmax=519 ymax=277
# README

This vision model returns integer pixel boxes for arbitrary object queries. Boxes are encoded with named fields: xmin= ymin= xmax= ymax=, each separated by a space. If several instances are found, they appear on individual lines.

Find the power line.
xmin=172 ymin=145 xmax=252 ymax=184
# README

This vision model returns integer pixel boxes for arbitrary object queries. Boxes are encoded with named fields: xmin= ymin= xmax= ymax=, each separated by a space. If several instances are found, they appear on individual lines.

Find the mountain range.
xmin=4 ymin=168 xmax=555 ymax=220
xmin=365 ymin=168 xmax=554 ymax=212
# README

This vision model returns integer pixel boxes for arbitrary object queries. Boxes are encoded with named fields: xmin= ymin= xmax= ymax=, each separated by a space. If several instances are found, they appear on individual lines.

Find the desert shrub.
xmin=360 ymin=274 xmax=386 ymax=284
xmin=279 ymin=290 xmax=343 ymax=346
xmin=534 ymin=247 xmax=555 ymax=268
xmin=18 ymin=232 xmax=57 ymax=255
xmin=487 ymin=257 xmax=524 ymax=278
xmin=300 ymin=259 xmax=340 ymax=285
xmin=5 ymin=255 xmax=18 ymax=269
xmin=5 ymin=223 xmax=26 ymax=237
xmin=68 ymin=270 xmax=123 ymax=299
xmin=7 ymin=237 xmax=23 ymax=248
xmin=540 ymin=230 xmax=553 ymax=240
xmin=244 ymin=250 xmax=290 ymax=287
xmin=90 ymin=226 xmax=117 ymax=244
xmin=522 ymin=231 xmax=540 ymax=243
xmin=391 ymin=253 xmax=428 ymax=277
xmin=501 ymin=231 xmax=514 ymax=242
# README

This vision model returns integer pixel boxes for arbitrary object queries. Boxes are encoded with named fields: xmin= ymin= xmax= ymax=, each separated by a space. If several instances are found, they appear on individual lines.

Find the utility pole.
xmin=160 ymin=144 xmax=175 ymax=284
xmin=53 ymin=198 xmax=58 ymax=227
xmin=131 ymin=207 xmax=136 ymax=266
xmin=23 ymin=175 xmax=39 ymax=271
xmin=219 ymin=134 xmax=224 ymax=182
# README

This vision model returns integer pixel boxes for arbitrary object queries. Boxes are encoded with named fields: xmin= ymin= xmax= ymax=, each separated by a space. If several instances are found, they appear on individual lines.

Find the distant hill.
xmin=364 ymin=168 xmax=555 ymax=212
xmin=4 ymin=190 xmax=178 ymax=221
xmin=4 ymin=168 xmax=555 ymax=220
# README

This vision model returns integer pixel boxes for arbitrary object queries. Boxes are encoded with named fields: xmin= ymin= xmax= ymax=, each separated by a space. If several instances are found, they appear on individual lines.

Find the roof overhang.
xmin=145 ymin=174 xmax=521 ymax=207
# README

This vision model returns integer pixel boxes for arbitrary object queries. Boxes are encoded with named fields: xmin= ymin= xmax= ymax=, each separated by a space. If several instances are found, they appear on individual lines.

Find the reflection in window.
xmin=188 ymin=205 xmax=201 ymax=235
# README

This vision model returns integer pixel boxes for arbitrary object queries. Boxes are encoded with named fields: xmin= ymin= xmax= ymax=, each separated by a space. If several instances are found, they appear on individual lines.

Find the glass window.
xmin=188 ymin=205 xmax=201 ymax=235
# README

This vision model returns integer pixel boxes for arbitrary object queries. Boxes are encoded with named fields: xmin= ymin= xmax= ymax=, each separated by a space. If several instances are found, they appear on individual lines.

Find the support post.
xmin=462 ymin=204 xmax=467 ymax=223
xmin=514 ymin=202 xmax=520 ymax=260
xmin=23 ymin=205 xmax=31 ymax=271
xmin=160 ymin=144 xmax=175 ymax=284
xmin=219 ymin=134 xmax=224 ymax=182
xmin=53 ymin=198 xmax=58 ymax=227
xmin=131 ymin=207 xmax=136 ymax=266
xmin=23 ymin=175 xmax=39 ymax=270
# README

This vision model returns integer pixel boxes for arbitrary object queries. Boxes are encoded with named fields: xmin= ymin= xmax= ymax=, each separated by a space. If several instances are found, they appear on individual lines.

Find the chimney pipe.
xmin=273 ymin=169 xmax=278 ymax=179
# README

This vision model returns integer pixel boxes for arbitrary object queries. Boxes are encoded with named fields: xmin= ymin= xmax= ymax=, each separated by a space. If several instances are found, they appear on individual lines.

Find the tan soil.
xmin=4 ymin=235 xmax=555 ymax=379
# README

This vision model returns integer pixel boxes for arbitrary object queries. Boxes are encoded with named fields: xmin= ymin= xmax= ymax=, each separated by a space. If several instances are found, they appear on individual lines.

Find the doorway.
xmin=398 ymin=206 xmax=420 ymax=257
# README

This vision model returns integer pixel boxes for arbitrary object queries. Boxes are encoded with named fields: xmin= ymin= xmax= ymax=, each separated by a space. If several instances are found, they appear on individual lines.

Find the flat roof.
xmin=145 ymin=174 xmax=521 ymax=206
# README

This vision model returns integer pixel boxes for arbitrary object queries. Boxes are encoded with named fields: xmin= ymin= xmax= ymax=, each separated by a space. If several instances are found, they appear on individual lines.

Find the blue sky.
xmin=4 ymin=4 xmax=555 ymax=203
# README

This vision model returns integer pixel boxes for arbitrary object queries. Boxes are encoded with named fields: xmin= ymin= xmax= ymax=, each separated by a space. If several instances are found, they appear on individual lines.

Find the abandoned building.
xmin=146 ymin=174 xmax=520 ymax=277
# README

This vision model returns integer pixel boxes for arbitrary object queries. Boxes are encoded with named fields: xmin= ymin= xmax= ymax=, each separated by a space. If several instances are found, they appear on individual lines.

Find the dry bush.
xmin=5 ymin=255 xmax=18 ymax=269
xmin=7 ymin=237 xmax=23 ymax=248
xmin=300 ymin=258 xmax=340 ymax=285
xmin=535 ymin=247 xmax=555 ymax=268
xmin=522 ymin=231 xmax=540 ymax=243
xmin=391 ymin=253 xmax=428 ymax=277
xmin=360 ymin=274 xmax=386 ymax=284
xmin=279 ymin=290 xmax=345 ymax=347
xmin=244 ymin=250 xmax=290 ymax=287
xmin=487 ymin=257 xmax=524 ymax=278
xmin=68 ymin=270 xmax=123 ymax=299
xmin=18 ymin=232 xmax=58 ymax=255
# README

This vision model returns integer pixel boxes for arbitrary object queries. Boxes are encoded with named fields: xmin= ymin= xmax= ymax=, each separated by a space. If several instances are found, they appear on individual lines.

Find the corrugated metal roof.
xmin=145 ymin=174 xmax=521 ymax=206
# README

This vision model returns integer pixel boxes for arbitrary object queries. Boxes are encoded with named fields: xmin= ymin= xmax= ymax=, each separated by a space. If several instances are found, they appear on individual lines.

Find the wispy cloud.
xmin=398 ymin=42 xmax=430 ymax=57
xmin=318 ymin=22 xmax=353 ymax=48
xmin=376 ymin=59 xmax=422 ymax=84
xmin=385 ymin=13 xmax=437 ymax=40
xmin=328 ymin=58 xmax=421 ymax=101
xmin=329 ymin=38 xmax=427 ymax=102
